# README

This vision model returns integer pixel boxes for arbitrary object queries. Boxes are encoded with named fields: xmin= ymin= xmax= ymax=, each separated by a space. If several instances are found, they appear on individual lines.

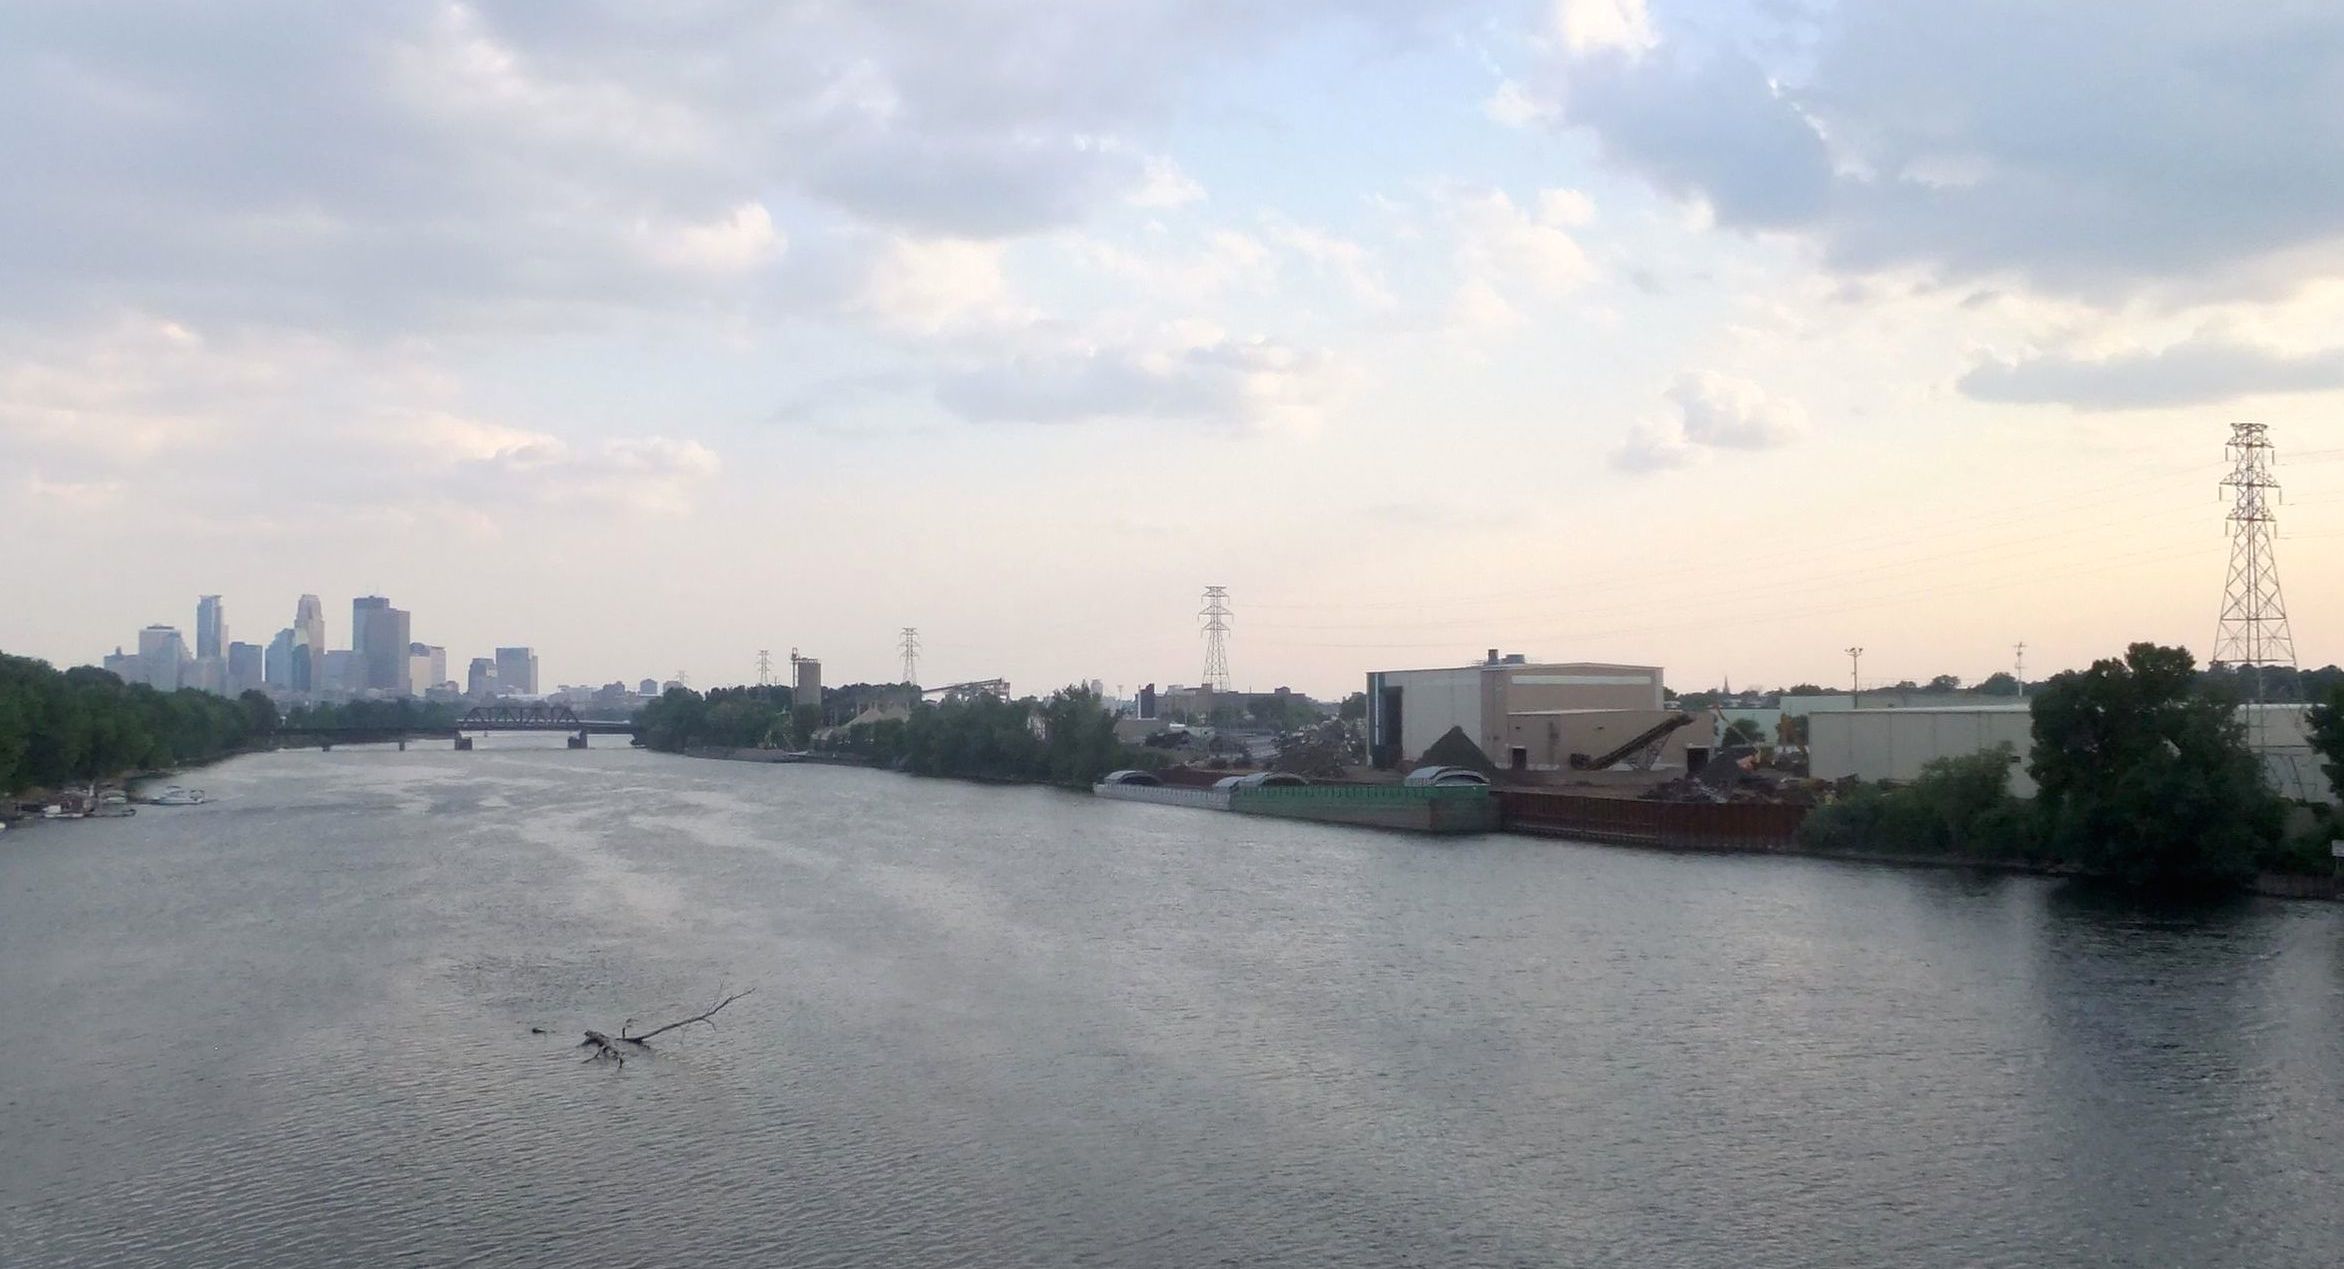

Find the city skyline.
xmin=5 ymin=3 xmax=2344 ymax=698
xmin=94 ymin=589 xmax=550 ymax=701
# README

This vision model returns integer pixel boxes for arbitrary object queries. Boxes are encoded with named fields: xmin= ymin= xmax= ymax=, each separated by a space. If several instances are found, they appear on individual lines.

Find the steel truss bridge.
xmin=268 ymin=703 xmax=638 ymax=750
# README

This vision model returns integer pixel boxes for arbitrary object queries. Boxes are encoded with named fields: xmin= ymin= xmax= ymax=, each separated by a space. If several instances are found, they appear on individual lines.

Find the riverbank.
xmin=664 ymin=747 xmax=2344 ymax=902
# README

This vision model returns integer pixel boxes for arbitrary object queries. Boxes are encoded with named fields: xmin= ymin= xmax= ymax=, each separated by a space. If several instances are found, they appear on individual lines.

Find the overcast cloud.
xmin=5 ymin=1 xmax=2344 ymax=691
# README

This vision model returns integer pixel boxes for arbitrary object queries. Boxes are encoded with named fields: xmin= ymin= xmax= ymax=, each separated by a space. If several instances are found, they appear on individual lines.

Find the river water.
xmin=2 ymin=741 xmax=2340 ymax=1267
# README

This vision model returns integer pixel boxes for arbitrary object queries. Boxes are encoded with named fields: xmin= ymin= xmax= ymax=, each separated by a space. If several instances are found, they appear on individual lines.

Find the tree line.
xmin=637 ymin=682 xmax=1154 ymax=787
xmin=0 ymin=654 xmax=278 ymax=793
xmin=1799 ymin=643 xmax=2344 ymax=891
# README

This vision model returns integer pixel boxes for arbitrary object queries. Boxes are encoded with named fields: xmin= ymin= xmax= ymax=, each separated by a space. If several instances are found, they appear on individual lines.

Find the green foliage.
xmin=1723 ymin=718 xmax=1766 ymax=746
xmin=0 ymin=653 xmax=263 ymax=792
xmin=901 ymin=691 xmax=1043 ymax=780
xmin=2306 ymin=683 xmax=2344 ymax=798
xmin=633 ymin=685 xmax=793 ymax=752
xmin=1797 ymin=745 xmax=2036 ymax=860
xmin=1338 ymin=691 xmax=1366 ymax=722
xmin=2028 ymin=643 xmax=2282 ymax=890
xmin=836 ymin=684 xmax=1157 ymax=786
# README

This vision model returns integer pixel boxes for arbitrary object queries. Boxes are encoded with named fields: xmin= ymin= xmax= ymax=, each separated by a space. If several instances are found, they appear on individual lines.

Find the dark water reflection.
xmin=2 ymin=743 xmax=2339 ymax=1267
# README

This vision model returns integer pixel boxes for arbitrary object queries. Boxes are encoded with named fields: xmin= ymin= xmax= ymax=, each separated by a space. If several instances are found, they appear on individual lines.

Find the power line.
xmin=1199 ymin=586 xmax=1232 ymax=692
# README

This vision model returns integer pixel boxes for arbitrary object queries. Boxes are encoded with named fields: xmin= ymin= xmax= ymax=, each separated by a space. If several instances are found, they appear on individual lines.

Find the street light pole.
xmin=1845 ymin=646 xmax=1865 ymax=709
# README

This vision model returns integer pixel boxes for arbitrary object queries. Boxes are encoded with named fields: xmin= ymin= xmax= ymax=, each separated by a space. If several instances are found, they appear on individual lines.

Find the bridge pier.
xmin=397 ymin=739 xmax=407 ymax=751
xmin=454 ymin=736 xmax=473 ymax=751
xmin=568 ymin=731 xmax=589 ymax=750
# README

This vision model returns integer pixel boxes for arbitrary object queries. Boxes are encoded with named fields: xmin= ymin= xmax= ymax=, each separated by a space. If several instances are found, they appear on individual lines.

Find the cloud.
xmin=855 ymin=235 xmax=1023 ymax=334
xmin=1610 ymin=421 xmax=1702 ymax=472
xmin=0 ymin=316 xmax=722 ymax=531
xmin=1551 ymin=0 xmax=1656 ymax=56
xmin=1611 ymin=371 xmax=1806 ymax=471
xmin=0 ymin=2 xmax=1417 ymax=331
xmin=383 ymin=413 xmax=721 ymax=516
xmin=643 ymin=203 xmax=786 ymax=274
xmin=1265 ymin=221 xmax=1395 ymax=309
xmin=1541 ymin=2 xmax=2344 ymax=298
xmin=1483 ymin=79 xmax=1557 ymax=128
xmin=1666 ymin=371 xmax=1807 ymax=449
xmin=1959 ymin=337 xmax=2344 ymax=411
xmin=1129 ymin=156 xmax=1207 ymax=208
xmin=934 ymin=328 xmax=1346 ymax=433
xmin=1445 ymin=188 xmax=1595 ymax=334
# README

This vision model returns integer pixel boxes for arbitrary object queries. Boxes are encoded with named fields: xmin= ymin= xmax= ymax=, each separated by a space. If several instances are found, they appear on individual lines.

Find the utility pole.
xmin=898 ymin=627 xmax=921 ymax=686
xmin=1844 ymin=646 xmax=1864 ymax=709
xmin=2013 ymin=642 xmax=2026 ymax=699
xmin=756 ymin=649 xmax=773 ymax=687
xmin=1200 ymin=586 xmax=1233 ymax=692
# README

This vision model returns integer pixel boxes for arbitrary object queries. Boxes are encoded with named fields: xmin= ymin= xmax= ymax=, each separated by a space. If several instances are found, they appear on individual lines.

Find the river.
xmin=2 ymin=741 xmax=2340 ymax=1267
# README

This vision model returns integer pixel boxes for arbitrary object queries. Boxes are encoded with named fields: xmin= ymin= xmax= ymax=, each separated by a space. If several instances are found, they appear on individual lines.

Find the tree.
xmin=1723 ymin=718 xmax=1766 ymax=746
xmin=239 ymin=690 xmax=279 ymax=736
xmin=1976 ymin=671 xmax=2021 ymax=696
xmin=1038 ymin=685 xmax=1122 ymax=786
xmin=2307 ymin=683 xmax=2344 ymax=798
xmin=2028 ymin=643 xmax=2282 ymax=890
xmin=1338 ymin=692 xmax=1366 ymax=721
xmin=1924 ymin=674 xmax=1962 ymax=693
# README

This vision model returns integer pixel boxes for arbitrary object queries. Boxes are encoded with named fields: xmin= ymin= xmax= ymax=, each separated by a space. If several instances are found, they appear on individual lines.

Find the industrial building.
xmin=1809 ymin=704 xmax=2336 ymax=804
xmin=1367 ymin=651 xmax=1696 ymax=774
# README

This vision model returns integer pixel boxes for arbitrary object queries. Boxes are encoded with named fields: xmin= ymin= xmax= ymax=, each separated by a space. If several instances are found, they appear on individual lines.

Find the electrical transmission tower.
xmin=898 ymin=627 xmax=921 ymax=685
xmin=1199 ymin=586 xmax=1233 ymax=691
xmin=756 ymin=649 xmax=773 ymax=686
xmin=2213 ymin=423 xmax=2295 ymax=739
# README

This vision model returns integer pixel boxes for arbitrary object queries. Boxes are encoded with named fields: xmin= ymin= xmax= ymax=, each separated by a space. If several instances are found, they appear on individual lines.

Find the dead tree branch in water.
xmin=578 ymin=989 xmax=754 ymax=1067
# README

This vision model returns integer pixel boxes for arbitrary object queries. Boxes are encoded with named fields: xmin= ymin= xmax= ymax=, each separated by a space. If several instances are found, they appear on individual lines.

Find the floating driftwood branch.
xmin=577 ymin=989 xmax=754 ymax=1067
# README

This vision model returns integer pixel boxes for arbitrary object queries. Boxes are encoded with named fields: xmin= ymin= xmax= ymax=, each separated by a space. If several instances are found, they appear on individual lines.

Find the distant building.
xmin=137 ymin=625 xmax=188 ymax=691
xmin=265 ymin=628 xmax=296 ymax=689
xmin=292 ymin=595 xmax=326 ymax=693
xmin=467 ymin=657 xmax=498 ymax=697
xmin=188 ymin=657 xmax=226 ymax=695
xmin=408 ymin=642 xmax=447 ymax=696
xmin=494 ymin=646 xmax=539 ymax=696
xmin=1366 ymin=651 xmax=1685 ymax=774
xmin=195 ymin=595 xmax=225 ymax=662
xmin=227 ymin=642 xmax=264 ymax=695
xmin=639 ymin=678 xmax=659 ymax=696
xmin=323 ymin=649 xmax=358 ymax=694
xmin=103 ymin=646 xmax=139 ymax=682
xmin=358 ymin=603 xmax=410 ymax=693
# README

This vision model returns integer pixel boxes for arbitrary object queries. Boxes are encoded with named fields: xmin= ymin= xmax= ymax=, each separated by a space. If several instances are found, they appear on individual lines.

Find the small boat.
xmin=148 ymin=786 xmax=208 ymax=806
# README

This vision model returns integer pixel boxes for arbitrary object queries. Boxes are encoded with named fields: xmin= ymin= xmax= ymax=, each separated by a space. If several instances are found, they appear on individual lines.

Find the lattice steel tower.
xmin=756 ymin=649 xmax=773 ymax=686
xmin=2212 ymin=423 xmax=2295 ymax=685
xmin=1199 ymin=586 xmax=1232 ymax=691
xmin=898 ymin=627 xmax=921 ymax=685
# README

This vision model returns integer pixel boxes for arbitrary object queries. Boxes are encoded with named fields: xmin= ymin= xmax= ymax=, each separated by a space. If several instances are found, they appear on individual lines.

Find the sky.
xmin=4 ymin=0 xmax=2343 ymax=700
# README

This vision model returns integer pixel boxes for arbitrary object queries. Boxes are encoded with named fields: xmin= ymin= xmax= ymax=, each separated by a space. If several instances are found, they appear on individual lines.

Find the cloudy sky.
xmin=6 ymin=0 xmax=2342 ymax=697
